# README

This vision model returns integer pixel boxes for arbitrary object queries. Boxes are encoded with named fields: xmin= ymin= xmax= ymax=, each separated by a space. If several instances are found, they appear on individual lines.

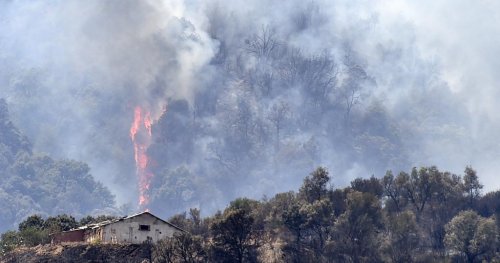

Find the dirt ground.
xmin=1 ymin=242 xmax=152 ymax=263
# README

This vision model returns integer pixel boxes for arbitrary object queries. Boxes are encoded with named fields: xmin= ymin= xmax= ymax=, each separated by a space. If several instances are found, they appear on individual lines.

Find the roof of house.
xmin=55 ymin=211 xmax=187 ymax=235
xmin=50 ymin=211 xmax=188 ymax=235
xmin=98 ymin=211 xmax=187 ymax=233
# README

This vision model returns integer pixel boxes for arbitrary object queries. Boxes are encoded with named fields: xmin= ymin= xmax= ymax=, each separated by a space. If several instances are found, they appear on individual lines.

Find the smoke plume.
xmin=1 ymin=0 xmax=499 ymax=215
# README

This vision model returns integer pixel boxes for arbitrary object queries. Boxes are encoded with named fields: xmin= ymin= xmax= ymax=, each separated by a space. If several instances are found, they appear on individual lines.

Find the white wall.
xmin=101 ymin=213 xmax=181 ymax=244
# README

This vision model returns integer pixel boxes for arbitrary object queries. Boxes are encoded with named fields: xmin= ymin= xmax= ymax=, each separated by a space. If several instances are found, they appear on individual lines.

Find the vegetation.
xmin=151 ymin=166 xmax=500 ymax=262
xmin=5 ymin=166 xmax=499 ymax=262
xmin=1 ymin=99 xmax=497 ymax=261
xmin=0 ymin=99 xmax=116 ymax=232
xmin=1 ymin=2 xmax=498 ymax=262
xmin=1 ymin=1 xmax=478 ymax=232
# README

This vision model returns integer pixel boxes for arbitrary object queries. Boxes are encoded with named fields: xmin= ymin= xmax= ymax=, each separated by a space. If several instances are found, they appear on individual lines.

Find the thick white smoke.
xmin=0 ymin=0 xmax=217 ymax=203
xmin=1 ymin=0 xmax=500 ymax=211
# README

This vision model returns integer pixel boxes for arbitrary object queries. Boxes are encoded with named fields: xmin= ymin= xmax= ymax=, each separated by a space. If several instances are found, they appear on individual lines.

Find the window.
xmin=139 ymin=224 xmax=151 ymax=231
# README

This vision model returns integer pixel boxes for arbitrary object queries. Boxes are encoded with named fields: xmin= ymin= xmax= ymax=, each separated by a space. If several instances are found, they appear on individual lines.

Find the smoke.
xmin=0 ymin=0 xmax=217 ymax=204
xmin=371 ymin=0 xmax=500 ymax=189
xmin=370 ymin=0 xmax=500 ymax=190
xmin=1 ymin=0 xmax=499 ymax=214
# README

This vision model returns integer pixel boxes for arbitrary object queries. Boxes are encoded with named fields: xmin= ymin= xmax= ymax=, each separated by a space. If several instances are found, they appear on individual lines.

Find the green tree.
xmin=476 ymin=190 xmax=500 ymax=220
xmin=299 ymin=167 xmax=331 ymax=203
xmin=383 ymin=211 xmax=419 ymax=263
xmin=19 ymin=227 xmax=49 ymax=247
xmin=16 ymin=215 xmax=50 ymax=247
xmin=210 ymin=208 xmax=257 ymax=263
xmin=0 ymin=231 xmax=21 ymax=255
xmin=382 ymin=171 xmax=406 ymax=212
xmin=44 ymin=214 xmax=78 ymax=233
xmin=301 ymin=198 xmax=334 ymax=261
xmin=79 ymin=215 xmax=117 ymax=226
xmin=350 ymin=176 xmax=383 ymax=198
xmin=18 ymin=215 xmax=44 ymax=231
xmin=330 ymin=191 xmax=383 ymax=262
xmin=463 ymin=167 xmax=483 ymax=208
xmin=401 ymin=167 xmax=436 ymax=218
xmin=281 ymin=203 xmax=307 ymax=261
xmin=426 ymin=170 xmax=464 ymax=251
xmin=445 ymin=210 xmax=497 ymax=262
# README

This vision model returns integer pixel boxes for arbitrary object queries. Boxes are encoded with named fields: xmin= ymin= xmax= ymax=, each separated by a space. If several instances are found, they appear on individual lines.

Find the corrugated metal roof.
xmin=67 ymin=211 xmax=187 ymax=233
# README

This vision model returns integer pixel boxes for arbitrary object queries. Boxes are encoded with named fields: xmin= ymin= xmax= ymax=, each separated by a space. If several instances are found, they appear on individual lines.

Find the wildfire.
xmin=130 ymin=106 xmax=154 ymax=209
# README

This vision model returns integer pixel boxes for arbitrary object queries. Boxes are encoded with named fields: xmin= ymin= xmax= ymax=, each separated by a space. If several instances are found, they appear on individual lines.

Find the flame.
xmin=130 ymin=106 xmax=155 ymax=209
xmin=144 ymin=112 xmax=152 ymax=136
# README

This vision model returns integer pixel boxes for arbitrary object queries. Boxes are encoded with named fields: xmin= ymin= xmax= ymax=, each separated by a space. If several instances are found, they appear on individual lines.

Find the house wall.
xmin=85 ymin=228 xmax=103 ymax=244
xmin=100 ymin=214 xmax=180 ymax=244
xmin=51 ymin=229 xmax=85 ymax=243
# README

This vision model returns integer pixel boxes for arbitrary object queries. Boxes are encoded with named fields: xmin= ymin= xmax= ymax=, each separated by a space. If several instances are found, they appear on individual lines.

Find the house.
xmin=50 ymin=227 xmax=86 ymax=243
xmin=51 ymin=211 xmax=185 ymax=244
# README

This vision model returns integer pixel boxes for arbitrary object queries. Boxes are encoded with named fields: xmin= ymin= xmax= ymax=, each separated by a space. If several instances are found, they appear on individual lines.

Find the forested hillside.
xmin=1 ymin=1 xmax=500 ymax=261
xmin=3 ymin=166 xmax=500 ymax=262
xmin=0 ymin=0 xmax=484 ymax=215
xmin=0 ymin=99 xmax=116 ymax=232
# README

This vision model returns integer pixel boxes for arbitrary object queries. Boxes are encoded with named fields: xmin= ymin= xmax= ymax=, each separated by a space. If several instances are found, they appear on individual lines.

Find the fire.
xmin=130 ymin=106 xmax=155 ymax=209
xmin=144 ymin=112 xmax=152 ymax=136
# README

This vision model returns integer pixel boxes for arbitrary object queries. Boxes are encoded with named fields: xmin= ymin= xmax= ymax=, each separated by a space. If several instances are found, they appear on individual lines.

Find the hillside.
xmin=0 ymin=99 xmax=117 ymax=232
xmin=2 ymin=166 xmax=500 ymax=262
xmin=1 ymin=243 xmax=152 ymax=263
xmin=2 ymin=0 xmax=489 ymax=218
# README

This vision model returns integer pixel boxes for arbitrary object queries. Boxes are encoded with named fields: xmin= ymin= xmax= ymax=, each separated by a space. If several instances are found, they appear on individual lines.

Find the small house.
xmin=51 ymin=211 xmax=185 ymax=244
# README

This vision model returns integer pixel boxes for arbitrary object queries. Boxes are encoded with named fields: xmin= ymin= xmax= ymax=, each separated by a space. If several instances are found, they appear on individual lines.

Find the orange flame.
xmin=130 ymin=106 xmax=155 ymax=209
xmin=144 ymin=112 xmax=152 ymax=137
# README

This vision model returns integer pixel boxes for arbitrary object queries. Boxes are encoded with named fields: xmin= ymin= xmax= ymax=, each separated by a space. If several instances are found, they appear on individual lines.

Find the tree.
xmin=19 ymin=227 xmax=49 ymax=247
xmin=0 ymin=231 xmax=21 ymax=255
xmin=153 ymin=236 xmax=176 ymax=263
xmin=476 ymin=190 xmax=500 ymax=218
xmin=245 ymin=26 xmax=279 ymax=59
xmin=267 ymin=101 xmax=290 ymax=150
xmin=384 ymin=211 xmax=419 ymax=263
xmin=401 ymin=167 xmax=436 ymax=217
xmin=152 ymin=233 xmax=207 ymax=263
xmin=188 ymin=208 xmax=207 ymax=236
xmin=281 ymin=203 xmax=307 ymax=261
xmin=330 ymin=191 xmax=383 ymax=262
xmin=44 ymin=214 xmax=78 ymax=233
xmin=299 ymin=167 xmax=331 ymax=203
xmin=463 ymin=167 xmax=483 ymax=208
xmin=339 ymin=53 xmax=368 ymax=122
xmin=210 ymin=208 xmax=257 ymax=263
xmin=382 ymin=171 xmax=406 ymax=212
xmin=18 ymin=215 xmax=44 ymax=232
xmin=17 ymin=215 xmax=50 ymax=247
xmin=426 ymin=170 xmax=464 ymax=251
xmin=445 ymin=210 xmax=497 ymax=262
xmin=280 ymin=49 xmax=337 ymax=112
xmin=350 ymin=176 xmax=383 ymax=198
xmin=173 ymin=233 xmax=206 ymax=263
xmin=79 ymin=215 xmax=117 ymax=226
xmin=300 ymin=198 xmax=334 ymax=260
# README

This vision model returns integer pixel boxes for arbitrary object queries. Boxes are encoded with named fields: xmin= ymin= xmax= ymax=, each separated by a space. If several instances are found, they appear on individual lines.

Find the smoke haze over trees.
xmin=0 ymin=99 xmax=115 ymax=232
xmin=1 ymin=0 xmax=500 ymax=223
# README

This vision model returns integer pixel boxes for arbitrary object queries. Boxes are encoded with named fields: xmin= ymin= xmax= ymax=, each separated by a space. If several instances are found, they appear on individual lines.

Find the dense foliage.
xmin=5 ymin=166 xmax=500 ymax=262
xmin=0 ymin=99 xmax=116 ymax=232
xmin=155 ymin=166 xmax=499 ymax=262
